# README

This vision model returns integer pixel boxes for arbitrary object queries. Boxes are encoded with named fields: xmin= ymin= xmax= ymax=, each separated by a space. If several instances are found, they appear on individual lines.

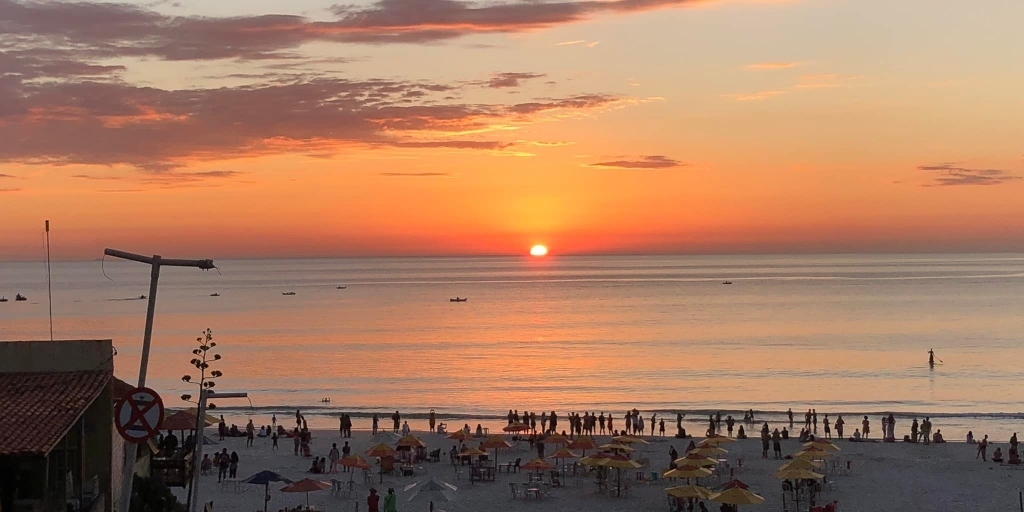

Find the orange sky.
xmin=1 ymin=0 xmax=1023 ymax=259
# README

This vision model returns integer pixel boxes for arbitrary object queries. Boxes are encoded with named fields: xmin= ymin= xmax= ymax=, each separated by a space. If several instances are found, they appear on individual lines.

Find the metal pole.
xmin=106 ymin=248 xmax=215 ymax=512
xmin=190 ymin=391 xmax=247 ymax=512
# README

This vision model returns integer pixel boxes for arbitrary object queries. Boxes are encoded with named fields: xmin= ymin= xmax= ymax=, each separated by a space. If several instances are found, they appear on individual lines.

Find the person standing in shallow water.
xmin=392 ymin=411 xmax=401 ymax=433
xmin=429 ymin=409 xmax=436 ymax=433
xmin=862 ymin=416 xmax=870 ymax=439
xmin=823 ymin=415 xmax=831 ymax=439
xmin=835 ymin=416 xmax=844 ymax=438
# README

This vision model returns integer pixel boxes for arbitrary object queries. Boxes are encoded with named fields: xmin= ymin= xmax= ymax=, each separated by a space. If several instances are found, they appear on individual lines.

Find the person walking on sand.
xmin=372 ymin=414 xmax=379 ymax=434
xmin=772 ymin=428 xmax=782 ymax=458
xmin=429 ymin=409 xmax=436 ymax=432
xmin=823 ymin=415 xmax=831 ymax=439
xmin=835 ymin=416 xmax=844 ymax=439
xmin=384 ymin=487 xmax=398 ymax=512
xmin=659 ymin=418 xmax=666 ymax=436
xmin=788 ymin=408 xmax=794 ymax=427
xmin=651 ymin=413 xmax=657 ymax=436
xmin=862 ymin=416 xmax=870 ymax=439
xmin=977 ymin=435 xmax=989 ymax=460
xmin=367 ymin=488 xmax=380 ymax=512
xmin=804 ymin=410 xmax=812 ymax=431
xmin=392 ymin=411 xmax=401 ymax=433
xmin=329 ymin=443 xmax=340 ymax=473
xmin=402 ymin=420 xmax=411 ymax=436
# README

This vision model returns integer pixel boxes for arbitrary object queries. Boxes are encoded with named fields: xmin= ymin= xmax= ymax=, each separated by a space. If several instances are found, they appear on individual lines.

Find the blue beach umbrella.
xmin=242 ymin=471 xmax=292 ymax=512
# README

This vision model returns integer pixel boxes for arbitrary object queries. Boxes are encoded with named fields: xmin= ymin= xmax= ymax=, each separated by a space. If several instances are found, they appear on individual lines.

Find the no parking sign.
xmin=114 ymin=386 xmax=165 ymax=443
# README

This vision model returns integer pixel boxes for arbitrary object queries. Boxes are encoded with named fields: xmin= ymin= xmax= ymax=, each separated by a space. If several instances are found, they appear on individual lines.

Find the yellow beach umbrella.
xmin=778 ymin=458 xmax=821 ymax=471
xmin=542 ymin=433 xmax=569 ymax=446
xmin=774 ymin=468 xmax=824 ymax=480
xmin=502 ymin=422 xmax=531 ymax=433
xmin=710 ymin=487 xmax=765 ymax=506
xmin=666 ymin=485 xmax=714 ymax=500
xmin=366 ymin=443 xmax=398 ymax=458
xmin=579 ymin=453 xmax=610 ymax=466
xmin=568 ymin=435 xmax=598 ymax=454
xmin=688 ymin=445 xmax=728 ymax=457
xmin=396 ymin=435 xmax=426 ymax=448
xmin=547 ymin=447 xmax=578 ymax=460
xmin=674 ymin=453 xmax=718 ymax=467
xmin=460 ymin=447 xmax=487 ymax=457
xmin=702 ymin=434 xmax=735 ymax=445
xmin=663 ymin=466 xmax=713 ymax=480
xmin=599 ymin=443 xmax=635 ymax=453
xmin=612 ymin=435 xmax=650 ymax=445
xmin=446 ymin=430 xmax=471 ymax=441
xmin=796 ymin=447 xmax=834 ymax=460
xmin=803 ymin=440 xmax=841 ymax=452
xmin=480 ymin=435 xmax=512 ymax=469
xmin=521 ymin=458 xmax=556 ymax=472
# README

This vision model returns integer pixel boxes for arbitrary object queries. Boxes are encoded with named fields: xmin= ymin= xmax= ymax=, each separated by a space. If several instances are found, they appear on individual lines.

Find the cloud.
xmin=555 ymin=40 xmax=586 ymax=46
xmin=0 ymin=0 xmax=709 ymax=61
xmin=747 ymin=62 xmax=806 ymax=70
xmin=721 ymin=90 xmax=788 ymax=102
xmin=71 ymin=174 xmax=122 ymax=180
xmin=917 ymin=163 xmax=1021 ymax=186
xmin=379 ymin=172 xmax=452 ymax=177
xmin=0 ymin=75 xmax=627 ymax=170
xmin=0 ymin=188 xmax=22 ymax=193
xmin=0 ymin=174 xmax=17 ymax=179
xmin=796 ymin=74 xmax=863 ymax=88
xmin=480 ymin=72 xmax=546 ymax=89
xmin=587 ymin=41 xmax=600 ymax=48
xmin=588 ymin=155 xmax=684 ymax=169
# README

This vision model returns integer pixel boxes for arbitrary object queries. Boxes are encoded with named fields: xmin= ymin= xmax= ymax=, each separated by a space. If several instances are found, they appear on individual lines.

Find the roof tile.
xmin=0 ymin=371 xmax=112 ymax=456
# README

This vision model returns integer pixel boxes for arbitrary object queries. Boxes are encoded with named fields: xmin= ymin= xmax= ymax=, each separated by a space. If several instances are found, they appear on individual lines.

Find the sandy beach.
xmin=173 ymin=423 xmax=1024 ymax=512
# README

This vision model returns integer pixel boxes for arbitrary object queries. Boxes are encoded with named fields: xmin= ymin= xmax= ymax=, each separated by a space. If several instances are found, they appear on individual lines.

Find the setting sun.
xmin=530 ymin=245 xmax=548 ymax=257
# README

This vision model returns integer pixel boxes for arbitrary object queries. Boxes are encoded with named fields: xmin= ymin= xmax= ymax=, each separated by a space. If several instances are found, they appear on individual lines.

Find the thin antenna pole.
xmin=45 ymin=220 xmax=53 ymax=342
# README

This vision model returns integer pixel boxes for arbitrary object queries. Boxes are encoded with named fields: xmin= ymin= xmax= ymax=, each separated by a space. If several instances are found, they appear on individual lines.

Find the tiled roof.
xmin=0 ymin=371 xmax=111 ymax=456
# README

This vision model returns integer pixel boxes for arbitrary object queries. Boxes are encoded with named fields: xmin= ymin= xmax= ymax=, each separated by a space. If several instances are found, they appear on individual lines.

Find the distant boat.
xmin=15 ymin=293 xmax=27 ymax=301
xmin=282 ymin=292 xmax=296 ymax=296
xmin=450 ymin=297 xmax=467 ymax=302
xmin=722 ymin=281 xmax=733 ymax=285
xmin=210 ymin=293 xmax=220 ymax=297
xmin=0 ymin=296 xmax=7 ymax=303
xmin=336 ymin=286 xmax=347 ymax=290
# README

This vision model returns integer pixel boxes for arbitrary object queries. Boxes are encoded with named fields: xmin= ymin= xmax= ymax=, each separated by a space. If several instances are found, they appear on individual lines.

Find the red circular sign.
xmin=114 ymin=386 xmax=165 ymax=443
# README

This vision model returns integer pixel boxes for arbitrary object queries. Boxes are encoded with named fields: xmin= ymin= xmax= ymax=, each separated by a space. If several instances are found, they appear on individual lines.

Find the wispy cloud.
xmin=918 ymin=163 xmax=1021 ymax=186
xmin=0 ymin=174 xmax=17 ymax=179
xmin=796 ymin=74 xmax=863 ymax=88
xmin=379 ymin=172 xmax=452 ymax=177
xmin=587 ymin=41 xmax=600 ymax=48
xmin=480 ymin=72 xmax=546 ymax=89
xmin=72 ymin=174 xmax=123 ymax=181
xmin=588 ymin=155 xmax=684 ymax=169
xmin=0 ymin=188 xmax=22 ymax=193
xmin=722 ymin=90 xmax=788 ymax=102
xmin=555 ymin=40 xmax=586 ymax=46
xmin=747 ymin=62 xmax=807 ymax=70
xmin=100 ymin=189 xmax=145 ymax=193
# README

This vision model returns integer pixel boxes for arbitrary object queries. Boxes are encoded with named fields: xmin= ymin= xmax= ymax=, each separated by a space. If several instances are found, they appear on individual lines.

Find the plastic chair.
xmin=508 ymin=482 xmax=521 ymax=499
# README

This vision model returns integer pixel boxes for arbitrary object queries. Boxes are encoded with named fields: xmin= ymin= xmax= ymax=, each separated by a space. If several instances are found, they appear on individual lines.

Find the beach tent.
xmin=241 ymin=470 xmax=291 ymax=512
xmin=280 ymin=478 xmax=331 ymax=509
xmin=404 ymin=478 xmax=458 ymax=506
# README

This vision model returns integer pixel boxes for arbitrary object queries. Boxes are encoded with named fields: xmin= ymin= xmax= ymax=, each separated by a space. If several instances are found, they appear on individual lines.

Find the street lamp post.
xmin=105 ymin=249 xmax=215 ymax=512
xmin=190 ymin=390 xmax=248 ymax=512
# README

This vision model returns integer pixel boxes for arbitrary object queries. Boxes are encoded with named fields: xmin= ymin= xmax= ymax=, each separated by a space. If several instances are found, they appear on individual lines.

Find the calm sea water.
xmin=3 ymin=254 xmax=1024 ymax=438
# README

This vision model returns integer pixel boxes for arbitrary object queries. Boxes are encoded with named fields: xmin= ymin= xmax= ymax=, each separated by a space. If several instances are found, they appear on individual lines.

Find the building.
xmin=0 ymin=340 xmax=117 ymax=512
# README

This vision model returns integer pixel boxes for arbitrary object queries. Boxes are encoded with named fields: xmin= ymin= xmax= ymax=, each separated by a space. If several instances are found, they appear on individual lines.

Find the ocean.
xmin=2 ymin=254 xmax=1024 ymax=439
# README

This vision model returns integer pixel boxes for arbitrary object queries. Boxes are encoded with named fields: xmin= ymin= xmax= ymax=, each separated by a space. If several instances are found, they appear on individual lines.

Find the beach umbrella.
xmin=778 ymin=458 xmax=821 ymax=471
xmin=687 ymin=445 xmax=728 ymax=457
xmin=774 ymin=468 xmax=824 ymax=480
xmin=241 ymin=471 xmax=292 ymax=512
xmin=280 ymin=479 xmax=331 ymax=509
xmin=161 ymin=410 xmax=212 ymax=431
xmin=579 ymin=453 xmax=611 ymax=466
xmin=521 ymin=458 xmax=556 ymax=472
xmin=803 ymin=440 xmax=841 ymax=452
xmin=547 ymin=447 xmax=578 ymax=476
xmin=368 ymin=431 xmax=401 ymax=444
xmin=594 ymin=454 xmax=642 ymax=497
xmin=341 ymin=454 xmax=371 ymax=482
xmin=503 ymin=422 xmax=531 ymax=433
xmin=665 ymin=485 xmax=713 ymax=500
xmin=404 ymin=478 xmax=458 ymax=505
xmin=796 ymin=446 xmax=835 ymax=460
xmin=674 ymin=453 xmax=718 ymax=468
xmin=480 ymin=435 xmax=512 ymax=469
xmin=599 ymin=443 xmax=635 ymax=454
xmin=460 ymin=447 xmax=487 ymax=463
xmin=663 ymin=465 xmax=713 ymax=483
xmin=568 ymin=435 xmax=597 ymax=455
xmin=447 ymin=430 xmax=471 ymax=442
xmin=185 ymin=408 xmax=220 ymax=425
xmin=702 ymin=434 xmax=735 ymax=445
xmin=710 ymin=482 xmax=765 ymax=509
xmin=366 ymin=443 xmax=399 ymax=458
xmin=543 ymin=433 xmax=569 ymax=446
xmin=396 ymin=435 xmax=426 ymax=448
xmin=612 ymin=435 xmax=650 ymax=445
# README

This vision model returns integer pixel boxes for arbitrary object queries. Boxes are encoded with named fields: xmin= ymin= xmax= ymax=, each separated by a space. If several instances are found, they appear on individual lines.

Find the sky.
xmin=1 ymin=0 xmax=1022 ymax=259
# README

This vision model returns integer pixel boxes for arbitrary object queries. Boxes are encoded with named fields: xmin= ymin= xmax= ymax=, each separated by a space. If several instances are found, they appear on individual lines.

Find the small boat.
xmin=210 ymin=293 xmax=220 ymax=297
xmin=282 ymin=292 xmax=296 ymax=296
xmin=722 ymin=281 xmax=733 ymax=285
xmin=450 ymin=297 xmax=468 ymax=302
xmin=0 ymin=297 xmax=7 ymax=303
xmin=15 ymin=293 xmax=27 ymax=301
xmin=336 ymin=286 xmax=347 ymax=290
